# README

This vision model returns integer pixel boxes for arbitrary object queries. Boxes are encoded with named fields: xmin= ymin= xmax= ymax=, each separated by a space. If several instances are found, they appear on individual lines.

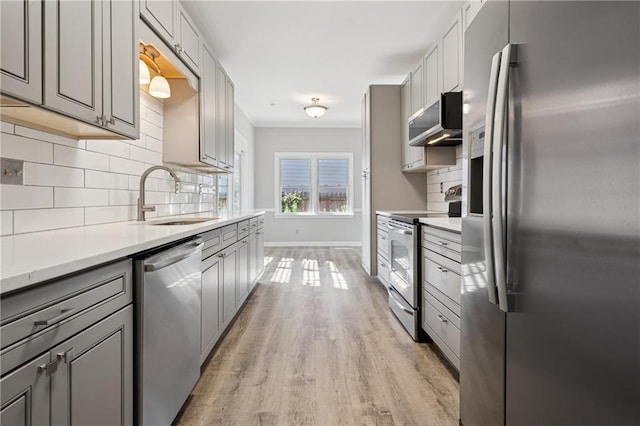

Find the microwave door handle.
xmin=492 ymin=43 xmax=517 ymax=313
xmin=483 ymin=51 xmax=502 ymax=306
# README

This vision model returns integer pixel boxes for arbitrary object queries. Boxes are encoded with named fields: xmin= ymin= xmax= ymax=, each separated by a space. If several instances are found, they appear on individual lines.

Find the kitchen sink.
xmin=149 ymin=218 xmax=218 ymax=226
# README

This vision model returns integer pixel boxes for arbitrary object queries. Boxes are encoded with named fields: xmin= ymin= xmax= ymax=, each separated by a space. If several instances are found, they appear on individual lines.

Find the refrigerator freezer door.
xmin=506 ymin=2 xmax=640 ymax=424
xmin=460 ymin=1 xmax=509 ymax=425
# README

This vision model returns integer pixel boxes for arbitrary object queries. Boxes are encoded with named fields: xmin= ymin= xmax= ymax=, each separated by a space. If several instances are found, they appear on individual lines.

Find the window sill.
xmin=274 ymin=213 xmax=355 ymax=219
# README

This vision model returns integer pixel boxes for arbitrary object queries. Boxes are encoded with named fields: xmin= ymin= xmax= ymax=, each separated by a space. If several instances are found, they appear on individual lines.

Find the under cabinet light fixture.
xmin=304 ymin=97 xmax=328 ymax=118
xmin=140 ymin=44 xmax=171 ymax=99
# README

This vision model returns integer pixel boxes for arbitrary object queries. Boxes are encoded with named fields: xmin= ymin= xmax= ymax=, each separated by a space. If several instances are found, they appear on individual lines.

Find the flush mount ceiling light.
xmin=140 ymin=44 xmax=171 ymax=99
xmin=304 ymin=97 xmax=328 ymax=118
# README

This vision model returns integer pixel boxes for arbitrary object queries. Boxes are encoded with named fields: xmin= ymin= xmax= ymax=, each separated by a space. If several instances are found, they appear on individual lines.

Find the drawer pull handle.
xmin=437 ymin=314 xmax=448 ymax=323
xmin=381 ymin=237 xmax=387 ymax=240
xmin=437 ymin=266 xmax=448 ymax=273
xmin=438 ymin=241 xmax=449 ymax=246
xmin=34 ymin=308 xmax=76 ymax=326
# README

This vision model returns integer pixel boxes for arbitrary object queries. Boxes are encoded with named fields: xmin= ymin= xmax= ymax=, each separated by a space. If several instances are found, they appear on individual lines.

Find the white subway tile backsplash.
xmin=1 ymin=211 xmax=13 ymax=235
xmin=109 ymin=189 xmax=138 ymax=206
xmin=1 ymin=121 xmax=15 ymax=134
xmin=427 ymin=145 xmax=463 ymax=212
xmin=54 ymin=145 xmax=109 ymax=171
xmin=1 ymin=185 xmax=53 ymax=210
xmin=85 ymin=139 xmax=130 ymax=159
xmin=85 ymin=205 xmax=135 ymax=226
xmin=15 ymin=126 xmax=85 ymax=149
xmin=140 ymin=119 xmax=162 ymax=140
xmin=24 ymin=163 xmax=84 ymax=187
xmin=0 ymin=133 xmax=53 ymax=164
xmin=109 ymin=156 xmax=145 ymax=176
xmin=55 ymin=188 xmax=109 ymax=208
xmin=130 ymin=145 xmax=162 ymax=165
xmin=14 ymin=208 xmax=84 ymax=234
xmin=145 ymin=135 xmax=163 ymax=153
xmin=85 ymin=170 xmax=130 ymax=190
xmin=1 ymin=93 xmax=214 ymax=236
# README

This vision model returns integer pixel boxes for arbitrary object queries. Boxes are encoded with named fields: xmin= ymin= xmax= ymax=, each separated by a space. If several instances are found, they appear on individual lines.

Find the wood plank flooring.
xmin=177 ymin=247 xmax=459 ymax=426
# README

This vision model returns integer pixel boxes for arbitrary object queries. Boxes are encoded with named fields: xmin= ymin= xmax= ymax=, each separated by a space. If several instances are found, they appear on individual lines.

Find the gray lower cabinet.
xmin=221 ymin=242 xmax=238 ymax=326
xmin=0 ymin=259 xmax=133 ymax=425
xmin=200 ymin=254 xmax=221 ymax=364
xmin=236 ymin=238 xmax=249 ymax=306
xmin=0 ymin=0 xmax=42 ymax=104
xmin=248 ymin=231 xmax=258 ymax=288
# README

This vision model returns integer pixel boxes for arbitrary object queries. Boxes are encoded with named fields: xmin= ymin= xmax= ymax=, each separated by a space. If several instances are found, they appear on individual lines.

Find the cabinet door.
xmin=248 ymin=233 xmax=257 ymax=288
xmin=216 ymin=65 xmax=228 ymax=169
xmin=0 ymin=353 xmax=50 ymax=426
xmin=424 ymin=44 xmax=440 ymax=107
xmin=50 ymin=305 xmax=133 ymax=426
xmin=400 ymin=78 xmax=412 ymax=169
xmin=362 ymin=91 xmax=371 ymax=173
xmin=225 ymin=78 xmax=235 ymax=171
xmin=256 ymin=230 xmax=265 ymax=278
xmin=201 ymin=255 xmax=220 ymax=358
xmin=200 ymin=43 xmax=218 ymax=166
xmin=221 ymin=245 xmax=237 ymax=325
xmin=44 ymin=0 xmax=103 ymax=125
xmin=410 ymin=60 xmax=424 ymax=115
xmin=0 ymin=0 xmax=42 ymax=104
xmin=102 ymin=0 xmax=139 ymax=139
xmin=140 ymin=0 xmax=176 ymax=46
xmin=236 ymin=240 xmax=248 ymax=306
xmin=442 ymin=14 xmax=462 ymax=92
xmin=177 ymin=5 xmax=200 ymax=74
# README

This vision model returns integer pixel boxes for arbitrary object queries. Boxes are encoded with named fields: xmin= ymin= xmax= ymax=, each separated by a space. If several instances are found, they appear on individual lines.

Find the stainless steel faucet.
xmin=137 ymin=166 xmax=180 ymax=221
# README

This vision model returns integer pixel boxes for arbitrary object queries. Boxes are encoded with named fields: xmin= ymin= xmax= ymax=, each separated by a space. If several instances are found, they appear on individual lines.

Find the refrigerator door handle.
xmin=483 ymin=51 xmax=502 ymax=305
xmin=492 ymin=43 xmax=517 ymax=313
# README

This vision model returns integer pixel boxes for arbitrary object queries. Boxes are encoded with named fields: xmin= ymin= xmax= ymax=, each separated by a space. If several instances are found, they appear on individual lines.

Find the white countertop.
xmin=376 ymin=210 xmax=445 ymax=217
xmin=0 ymin=211 xmax=265 ymax=294
xmin=418 ymin=217 xmax=462 ymax=233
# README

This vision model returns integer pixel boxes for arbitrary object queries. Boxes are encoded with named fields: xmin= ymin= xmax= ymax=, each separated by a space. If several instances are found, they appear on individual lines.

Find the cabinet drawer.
xmin=423 ymin=294 xmax=460 ymax=369
xmin=424 ymin=283 xmax=460 ymax=317
xmin=200 ymin=228 xmax=222 ymax=258
xmin=422 ymin=225 xmax=461 ymax=246
xmin=220 ymin=224 xmax=237 ymax=250
xmin=377 ymin=255 xmax=390 ymax=287
xmin=249 ymin=218 xmax=258 ymax=233
xmin=377 ymin=229 xmax=389 ymax=258
xmin=237 ymin=220 xmax=250 ymax=240
xmin=423 ymin=228 xmax=461 ymax=262
xmin=376 ymin=215 xmax=390 ymax=229
xmin=423 ymin=255 xmax=461 ymax=305
xmin=1 ymin=260 xmax=133 ymax=375
xmin=424 ymin=241 xmax=461 ymax=263
xmin=257 ymin=215 xmax=264 ymax=230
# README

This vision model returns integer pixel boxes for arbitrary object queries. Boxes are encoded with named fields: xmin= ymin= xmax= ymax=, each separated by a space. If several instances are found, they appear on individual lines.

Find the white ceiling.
xmin=182 ymin=1 xmax=464 ymax=128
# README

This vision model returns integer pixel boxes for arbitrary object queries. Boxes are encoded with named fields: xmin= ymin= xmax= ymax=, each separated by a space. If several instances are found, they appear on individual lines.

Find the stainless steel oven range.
xmin=386 ymin=215 xmax=423 ymax=340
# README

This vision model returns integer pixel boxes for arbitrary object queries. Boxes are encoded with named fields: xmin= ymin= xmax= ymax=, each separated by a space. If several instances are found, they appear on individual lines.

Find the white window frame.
xmin=274 ymin=152 xmax=354 ymax=218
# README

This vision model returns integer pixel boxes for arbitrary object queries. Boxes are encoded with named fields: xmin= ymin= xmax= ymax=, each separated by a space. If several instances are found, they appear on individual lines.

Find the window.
xmin=217 ymin=174 xmax=229 ymax=215
xmin=232 ymin=151 xmax=242 ymax=215
xmin=275 ymin=152 xmax=353 ymax=216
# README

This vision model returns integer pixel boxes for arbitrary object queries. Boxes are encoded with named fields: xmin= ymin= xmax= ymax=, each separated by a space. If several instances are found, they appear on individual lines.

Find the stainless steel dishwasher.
xmin=134 ymin=238 xmax=203 ymax=426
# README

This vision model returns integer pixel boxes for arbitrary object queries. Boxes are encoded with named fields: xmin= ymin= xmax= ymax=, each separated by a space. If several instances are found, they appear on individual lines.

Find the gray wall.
xmin=234 ymin=105 xmax=255 ymax=210
xmin=254 ymin=127 xmax=362 ymax=245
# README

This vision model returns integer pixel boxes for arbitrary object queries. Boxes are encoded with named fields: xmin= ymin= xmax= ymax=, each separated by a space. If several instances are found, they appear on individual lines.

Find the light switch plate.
xmin=1 ymin=158 xmax=24 ymax=185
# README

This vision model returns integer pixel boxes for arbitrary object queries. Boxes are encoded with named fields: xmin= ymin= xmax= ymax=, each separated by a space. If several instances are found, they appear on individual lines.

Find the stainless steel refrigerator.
xmin=460 ymin=2 xmax=640 ymax=425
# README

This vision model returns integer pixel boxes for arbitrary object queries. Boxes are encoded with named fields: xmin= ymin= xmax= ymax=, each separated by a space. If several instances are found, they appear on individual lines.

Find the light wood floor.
xmin=177 ymin=247 xmax=459 ymax=426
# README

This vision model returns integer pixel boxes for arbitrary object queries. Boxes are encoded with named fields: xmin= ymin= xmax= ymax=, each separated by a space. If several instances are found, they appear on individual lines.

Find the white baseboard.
xmin=265 ymin=241 xmax=362 ymax=248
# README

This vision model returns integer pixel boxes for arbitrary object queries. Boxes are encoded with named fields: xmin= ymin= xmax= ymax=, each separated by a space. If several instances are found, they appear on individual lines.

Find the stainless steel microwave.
xmin=408 ymin=92 xmax=462 ymax=146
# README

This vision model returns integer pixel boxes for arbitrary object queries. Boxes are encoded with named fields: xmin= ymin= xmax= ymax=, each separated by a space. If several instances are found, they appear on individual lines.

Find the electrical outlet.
xmin=295 ymin=229 xmax=300 ymax=234
xmin=1 ymin=158 xmax=24 ymax=185
xmin=440 ymin=182 xmax=443 ymax=194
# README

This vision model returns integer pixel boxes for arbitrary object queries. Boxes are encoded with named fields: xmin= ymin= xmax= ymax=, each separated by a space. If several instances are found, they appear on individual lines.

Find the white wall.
xmin=254 ymin=127 xmax=362 ymax=246
xmin=0 ymin=92 xmax=221 ymax=236
xmin=426 ymin=145 xmax=462 ymax=212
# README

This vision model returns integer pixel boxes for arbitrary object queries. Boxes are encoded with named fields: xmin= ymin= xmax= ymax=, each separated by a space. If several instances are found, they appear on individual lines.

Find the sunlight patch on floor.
xmin=326 ymin=260 xmax=348 ymax=290
xmin=270 ymin=257 xmax=294 ymax=284
xmin=302 ymin=259 xmax=320 ymax=286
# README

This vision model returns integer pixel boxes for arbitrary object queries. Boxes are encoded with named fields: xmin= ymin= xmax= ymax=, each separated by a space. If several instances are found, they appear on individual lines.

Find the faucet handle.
xmin=142 ymin=205 xmax=156 ymax=213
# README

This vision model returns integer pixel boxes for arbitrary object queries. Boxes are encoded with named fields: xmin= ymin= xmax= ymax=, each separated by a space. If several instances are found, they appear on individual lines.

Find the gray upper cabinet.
xmin=410 ymin=60 xmax=424 ymax=116
xmin=43 ymin=0 xmax=139 ymax=139
xmin=424 ymin=44 xmax=440 ymax=107
xmin=442 ymin=12 xmax=462 ymax=93
xmin=200 ymin=43 xmax=218 ymax=167
xmin=44 ymin=0 xmax=103 ymax=126
xmin=139 ymin=0 xmax=177 ymax=46
xmin=216 ymin=64 xmax=234 ymax=172
xmin=226 ymin=78 xmax=235 ymax=170
xmin=177 ymin=5 xmax=200 ymax=74
xmin=102 ymin=0 xmax=140 ymax=139
xmin=401 ymin=78 xmax=413 ymax=170
xmin=0 ymin=0 xmax=42 ymax=105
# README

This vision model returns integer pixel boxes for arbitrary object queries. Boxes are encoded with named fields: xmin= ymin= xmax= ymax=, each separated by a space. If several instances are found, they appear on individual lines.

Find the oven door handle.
xmin=388 ymin=286 xmax=413 ymax=314
xmin=387 ymin=224 xmax=413 ymax=235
